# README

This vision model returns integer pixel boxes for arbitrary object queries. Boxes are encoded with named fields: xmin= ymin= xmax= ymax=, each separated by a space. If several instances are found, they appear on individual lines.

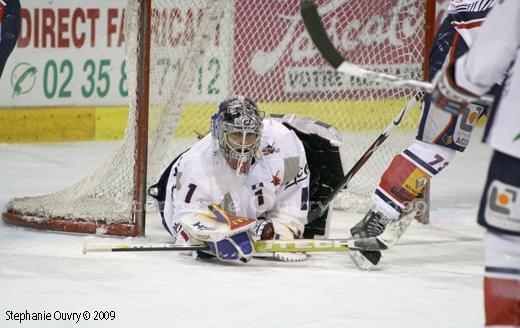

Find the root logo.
xmin=488 ymin=181 xmax=518 ymax=216
xmin=11 ymin=62 xmax=37 ymax=98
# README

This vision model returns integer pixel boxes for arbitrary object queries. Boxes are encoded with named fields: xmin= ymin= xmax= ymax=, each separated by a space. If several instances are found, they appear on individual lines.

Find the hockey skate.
xmin=349 ymin=210 xmax=392 ymax=270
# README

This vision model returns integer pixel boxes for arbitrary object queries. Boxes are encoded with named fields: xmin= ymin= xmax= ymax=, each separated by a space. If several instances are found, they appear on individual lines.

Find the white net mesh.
xmin=5 ymin=0 xmax=428 ymax=234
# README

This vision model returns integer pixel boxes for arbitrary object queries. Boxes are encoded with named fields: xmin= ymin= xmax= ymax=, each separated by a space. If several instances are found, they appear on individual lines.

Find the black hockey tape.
xmin=300 ymin=0 xmax=344 ymax=69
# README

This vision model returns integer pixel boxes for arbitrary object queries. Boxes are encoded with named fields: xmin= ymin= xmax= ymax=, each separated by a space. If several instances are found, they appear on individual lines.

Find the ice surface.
xmin=0 ymin=131 xmax=493 ymax=328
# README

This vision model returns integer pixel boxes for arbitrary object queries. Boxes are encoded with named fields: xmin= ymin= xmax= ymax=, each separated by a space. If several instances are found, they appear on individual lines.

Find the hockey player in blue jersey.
xmin=0 ymin=0 xmax=20 ymax=78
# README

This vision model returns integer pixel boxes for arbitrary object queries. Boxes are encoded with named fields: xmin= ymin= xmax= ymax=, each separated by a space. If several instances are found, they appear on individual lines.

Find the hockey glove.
xmin=258 ymin=213 xmax=308 ymax=262
xmin=431 ymin=63 xmax=479 ymax=116
xmin=207 ymin=231 xmax=254 ymax=263
xmin=252 ymin=218 xmax=275 ymax=240
xmin=181 ymin=205 xmax=256 ymax=263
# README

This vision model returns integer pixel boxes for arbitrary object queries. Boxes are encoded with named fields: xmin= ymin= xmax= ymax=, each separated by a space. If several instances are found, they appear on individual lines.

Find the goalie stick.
xmin=308 ymin=87 xmax=421 ymax=222
xmin=299 ymin=1 xmax=426 ymax=222
xmin=84 ymin=237 xmax=387 ymax=255
xmin=299 ymin=0 xmax=493 ymax=105
xmin=300 ymin=1 xmax=433 ymax=269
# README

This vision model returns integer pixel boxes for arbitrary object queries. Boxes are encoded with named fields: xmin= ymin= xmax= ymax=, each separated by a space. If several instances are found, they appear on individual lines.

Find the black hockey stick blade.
xmin=300 ymin=0 xmax=344 ymax=69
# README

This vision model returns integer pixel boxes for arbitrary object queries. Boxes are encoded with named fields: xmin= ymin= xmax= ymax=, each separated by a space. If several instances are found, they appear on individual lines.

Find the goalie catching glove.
xmin=181 ymin=205 xmax=256 ymax=263
xmin=181 ymin=205 xmax=308 ymax=263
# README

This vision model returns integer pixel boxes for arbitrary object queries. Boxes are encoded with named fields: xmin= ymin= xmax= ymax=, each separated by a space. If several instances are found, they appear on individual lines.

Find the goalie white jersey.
xmin=161 ymin=118 xmax=309 ymax=241
xmin=455 ymin=0 xmax=520 ymax=160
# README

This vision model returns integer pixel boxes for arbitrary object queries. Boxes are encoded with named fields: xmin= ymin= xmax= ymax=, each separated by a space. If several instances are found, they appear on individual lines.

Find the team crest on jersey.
xmin=262 ymin=142 xmax=280 ymax=155
xmin=271 ymin=171 xmax=282 ymax=186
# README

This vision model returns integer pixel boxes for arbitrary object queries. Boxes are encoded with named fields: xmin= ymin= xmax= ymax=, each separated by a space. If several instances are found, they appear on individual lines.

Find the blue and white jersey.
xmin=448 ymin=0 xmax=496 ymax=46
xmin=455 ymin=0 xmax=520 ymax=160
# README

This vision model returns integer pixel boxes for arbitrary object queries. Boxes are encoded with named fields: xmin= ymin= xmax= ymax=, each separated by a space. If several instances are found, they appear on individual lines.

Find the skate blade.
xmin=348 ymin=251 xmax=381 ymax=271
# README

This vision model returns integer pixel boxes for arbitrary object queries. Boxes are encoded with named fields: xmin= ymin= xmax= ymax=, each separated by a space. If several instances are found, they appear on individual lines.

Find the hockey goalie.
xmin=149 ymin=96 xmax=346 ymax=263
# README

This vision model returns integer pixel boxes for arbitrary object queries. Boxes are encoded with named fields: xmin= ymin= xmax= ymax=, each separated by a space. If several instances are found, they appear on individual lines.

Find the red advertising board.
xmin=233 ymin=0 xmax=426 ymax=101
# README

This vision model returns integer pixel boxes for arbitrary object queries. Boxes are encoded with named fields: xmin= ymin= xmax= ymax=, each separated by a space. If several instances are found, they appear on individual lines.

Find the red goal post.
xmin=2 ymin=0 xmax=437 ymax=236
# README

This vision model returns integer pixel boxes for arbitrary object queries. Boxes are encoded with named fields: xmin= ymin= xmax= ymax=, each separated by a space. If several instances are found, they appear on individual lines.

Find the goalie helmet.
xmin=211 ymin=96 xmax=264 ymax=175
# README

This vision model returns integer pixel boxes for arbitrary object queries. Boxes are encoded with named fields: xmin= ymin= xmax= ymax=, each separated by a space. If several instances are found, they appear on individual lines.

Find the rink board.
xmin=0 ymin=99 xmax=427 ymax=143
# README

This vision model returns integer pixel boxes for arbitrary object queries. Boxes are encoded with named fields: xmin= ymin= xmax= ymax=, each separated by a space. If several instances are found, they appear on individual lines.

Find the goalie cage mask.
xmin=211 ymin=96 xmax=264 ymax=175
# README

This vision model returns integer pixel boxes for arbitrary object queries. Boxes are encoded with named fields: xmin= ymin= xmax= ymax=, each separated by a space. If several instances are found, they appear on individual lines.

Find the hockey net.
xmin=3 ymin=0 xmax=434 ymax=236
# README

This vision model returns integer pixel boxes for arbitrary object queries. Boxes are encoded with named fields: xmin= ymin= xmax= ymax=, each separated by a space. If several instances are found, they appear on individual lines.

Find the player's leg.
xmin=0 ymin=0 xmax=21 ymax=78
xmin=350 ymin=17 xmax=486 ymax=265
xmin=478 ymin=150 xmax=520 ymax=326
xmin=352 ymin=17 xmax=462 ymax=233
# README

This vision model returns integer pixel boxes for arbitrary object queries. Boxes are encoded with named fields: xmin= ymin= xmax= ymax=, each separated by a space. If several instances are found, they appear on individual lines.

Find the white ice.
xmin=0 ymin=131 xmax=492 ymax=328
